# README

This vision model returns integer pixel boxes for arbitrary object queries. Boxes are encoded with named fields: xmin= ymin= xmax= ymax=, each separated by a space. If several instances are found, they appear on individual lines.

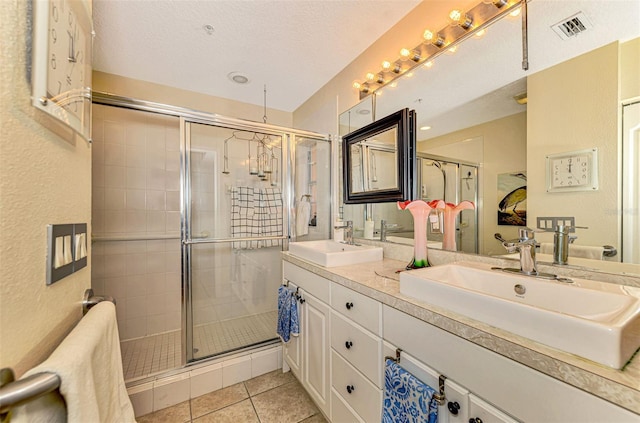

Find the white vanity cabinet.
xmin=383 ymin=305 xmax=639 ymax=423
xmin=330 ymin=283 xmax=383 ymax=422
xmin=282 ymin=262 xmax=331 ymax=417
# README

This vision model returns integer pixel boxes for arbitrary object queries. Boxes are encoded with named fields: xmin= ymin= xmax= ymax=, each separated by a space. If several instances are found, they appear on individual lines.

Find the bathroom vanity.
xmin=281 ymin=252 xmax=640 ymax=422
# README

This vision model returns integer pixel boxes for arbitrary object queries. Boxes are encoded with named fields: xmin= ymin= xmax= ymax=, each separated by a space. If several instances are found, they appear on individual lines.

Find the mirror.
xmin=338 ymin=0 xmax=640 ymax=274
xmin=342 ymin=108 xmax=416 ymax=204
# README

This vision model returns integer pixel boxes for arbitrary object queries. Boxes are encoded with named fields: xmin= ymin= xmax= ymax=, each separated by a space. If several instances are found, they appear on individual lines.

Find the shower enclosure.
xmin=91 ymin=94 xmax=330 ymax=382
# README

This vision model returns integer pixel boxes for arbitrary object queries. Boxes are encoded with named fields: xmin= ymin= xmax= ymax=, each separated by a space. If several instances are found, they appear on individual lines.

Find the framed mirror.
xmin=342 ymin=108 xmax=416 ymax=204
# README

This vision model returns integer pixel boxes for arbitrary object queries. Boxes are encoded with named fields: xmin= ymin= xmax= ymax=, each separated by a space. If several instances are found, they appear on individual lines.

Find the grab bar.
xmin=82 ymin=289 xmax=116 ymax=316
xmin=0 ymin=368 xmax=60 ymax=415
xmin=183 ymin=235 xmax=286 ymax=245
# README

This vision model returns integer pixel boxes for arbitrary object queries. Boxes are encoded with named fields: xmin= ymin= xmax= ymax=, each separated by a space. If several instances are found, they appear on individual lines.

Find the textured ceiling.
xmin=92 ymin=0 xmax=421 ymax=112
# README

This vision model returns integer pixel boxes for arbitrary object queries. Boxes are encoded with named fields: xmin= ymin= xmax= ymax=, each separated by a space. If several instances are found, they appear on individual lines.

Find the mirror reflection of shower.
xmin=419 ymin=155 xmax=479 ymax=253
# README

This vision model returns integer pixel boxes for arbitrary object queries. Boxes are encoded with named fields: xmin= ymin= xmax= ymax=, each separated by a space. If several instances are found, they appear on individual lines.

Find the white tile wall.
xmin=92 ymin=105 xmax=182 ymax=340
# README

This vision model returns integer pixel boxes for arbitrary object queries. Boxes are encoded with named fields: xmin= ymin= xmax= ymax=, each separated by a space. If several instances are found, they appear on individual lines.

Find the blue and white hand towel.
xmin=382 ymin=359 xmax=438 ymax=423
xmin=277 ymin=285 xmax=299 ymax=342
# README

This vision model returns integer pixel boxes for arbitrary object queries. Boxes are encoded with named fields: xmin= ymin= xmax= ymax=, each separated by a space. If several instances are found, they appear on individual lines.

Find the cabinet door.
xmin=469 ymin=394 xmax=520 ymax=423
xmin=303 ymin=289 xmax=331 ymax=417
xmin=283 ymin=282 xmax=303 ymax=379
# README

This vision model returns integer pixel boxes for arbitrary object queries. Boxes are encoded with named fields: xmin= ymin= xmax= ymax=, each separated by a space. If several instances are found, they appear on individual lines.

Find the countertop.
xmin=282 ymin=252 xmax=640 ymax=415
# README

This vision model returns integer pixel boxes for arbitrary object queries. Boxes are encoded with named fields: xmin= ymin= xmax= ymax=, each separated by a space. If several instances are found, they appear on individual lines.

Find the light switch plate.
xmin=46 ymin=223 xmax=88 ymax=285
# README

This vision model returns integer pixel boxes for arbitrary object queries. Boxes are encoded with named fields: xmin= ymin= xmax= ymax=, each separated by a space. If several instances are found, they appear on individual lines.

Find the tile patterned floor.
xmin=136 ymin=370 xmax=327 ymax=423
xmin=121 ymin=311 xmax=278 ymax=381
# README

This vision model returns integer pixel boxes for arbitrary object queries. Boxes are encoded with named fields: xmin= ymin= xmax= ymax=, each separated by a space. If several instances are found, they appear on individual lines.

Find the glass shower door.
xmin=182 ymin=120 xmax=286 ymax=362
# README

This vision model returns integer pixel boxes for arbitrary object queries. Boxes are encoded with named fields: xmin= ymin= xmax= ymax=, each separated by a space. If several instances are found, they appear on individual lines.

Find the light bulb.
xmin=352 ymin=81 xmax=361 ymax=90
xmin=449 ymin=9 xmax=462 ymax=22
xmin=366 ymin=72 xmax=376 ymax=81
xmin=400 ymin=48 xmax=411 ymax=59
xmin=382 ymin=60 xmax=392 ymax=70
xmin=423 ymin=29 xmax=434 ymax=41
xmin=424 ymin=30 xmax=445 ymax=48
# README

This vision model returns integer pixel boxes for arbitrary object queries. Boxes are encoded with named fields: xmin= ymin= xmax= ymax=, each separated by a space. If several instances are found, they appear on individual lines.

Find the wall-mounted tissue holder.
xmin=46 ymin=223 xmax=88 ymax=285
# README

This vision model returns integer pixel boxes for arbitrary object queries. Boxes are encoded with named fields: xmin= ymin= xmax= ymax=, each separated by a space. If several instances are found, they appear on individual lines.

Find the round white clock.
xmin=546 ymin=148 xmax=598 ymax=192
xmin=32 ymin=0 xmax=93 ymax=142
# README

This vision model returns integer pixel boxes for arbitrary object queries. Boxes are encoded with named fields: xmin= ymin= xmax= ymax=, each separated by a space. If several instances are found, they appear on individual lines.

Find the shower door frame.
xmin=92 ymin=91 xmax=331 ymax=367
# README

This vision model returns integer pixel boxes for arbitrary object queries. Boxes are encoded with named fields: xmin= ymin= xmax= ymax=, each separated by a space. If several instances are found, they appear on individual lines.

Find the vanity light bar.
xmin=354 ymin=0 xmax=527 ymax=99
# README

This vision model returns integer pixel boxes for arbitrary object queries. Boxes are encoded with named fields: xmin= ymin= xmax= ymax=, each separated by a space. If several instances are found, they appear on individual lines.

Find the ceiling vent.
xmin=551 ymin=12 xmax=593 ymax=40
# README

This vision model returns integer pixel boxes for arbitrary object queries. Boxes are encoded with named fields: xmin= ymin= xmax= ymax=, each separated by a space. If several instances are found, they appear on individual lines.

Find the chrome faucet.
xmin=553 ymin=224 xmax=585 ymax=265
xmin=501 ymin=228 xmax=539 ymax=275
xmin=379 ymin=220 xmax=400 ymax=242
xmin=334 ymin=221 xmax=354 ymax=245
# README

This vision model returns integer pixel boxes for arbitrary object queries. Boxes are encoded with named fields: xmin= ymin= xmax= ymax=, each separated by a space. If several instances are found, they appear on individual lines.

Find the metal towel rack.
xmin=384 ymin=348 xmax=447 ymax=406
xmin=0 ymin=290 xmax=116 ymax=419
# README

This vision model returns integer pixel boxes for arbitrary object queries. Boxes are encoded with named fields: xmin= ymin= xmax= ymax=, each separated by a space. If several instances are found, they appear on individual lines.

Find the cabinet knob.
xmin=345 ymin=341 xmax=353 ymax=349
xmin=447 ymin=401 xmax=460 ymax=415
xmin=346 ymin=385 xmax=355 ymax=394
xmin=469 ymin=418 xmax=483 ymax=423
xmin=345 ymin=302 xmax=354 ymax=310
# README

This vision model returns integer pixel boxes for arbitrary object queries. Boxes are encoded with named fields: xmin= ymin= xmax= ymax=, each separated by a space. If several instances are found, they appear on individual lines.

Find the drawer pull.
xmin=345 ymin=302 xmax=354 ymax=310
xmin=346 ymin=385 xmax=355 ymax=394
xmin=448 ymin=401 xmax=460 ymax=415
xmin=345 ymin=341 xmax=353 ymax=349
xmin=469 ymin=418 xmax=483 ymax=423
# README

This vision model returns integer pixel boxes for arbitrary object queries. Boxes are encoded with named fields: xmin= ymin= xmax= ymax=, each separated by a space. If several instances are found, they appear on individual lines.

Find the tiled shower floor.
xmin=121 ymin=311 xmax=278 ymax=381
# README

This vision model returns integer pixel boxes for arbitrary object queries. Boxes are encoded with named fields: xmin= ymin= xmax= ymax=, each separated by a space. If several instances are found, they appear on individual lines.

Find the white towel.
xmin=14 ymin=302 xmax=136 ymax=423
xmin=569 ymin=244 xmax=605 ymax=260
xmin=296 ymin=201 xmax=311 ymax=236
xmin=540 ymin=242 xmax=604 ymax=260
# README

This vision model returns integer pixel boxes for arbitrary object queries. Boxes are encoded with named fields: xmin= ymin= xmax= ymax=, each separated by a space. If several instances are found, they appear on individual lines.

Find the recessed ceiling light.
xmin=227 ymin=72 xmax=250 ymax=84
xmin=420 ymin=126 xmax=432 ymax=131
xmin=202 ymin=24 xmax=215 ymax=35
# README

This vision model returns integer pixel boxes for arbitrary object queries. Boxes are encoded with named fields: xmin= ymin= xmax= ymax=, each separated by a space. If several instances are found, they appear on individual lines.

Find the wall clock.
xmin=32 ymin=0 xmax=93 ymax=142
xmin=546 ymin=148 xmax=598 ymax=192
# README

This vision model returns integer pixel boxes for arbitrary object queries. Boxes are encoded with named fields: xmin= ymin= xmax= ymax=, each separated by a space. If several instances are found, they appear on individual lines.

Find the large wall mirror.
xmin=342 ymin=108 xmax=416 ymax=204
xmin=338 ymin=0 xmax=640 ymax=275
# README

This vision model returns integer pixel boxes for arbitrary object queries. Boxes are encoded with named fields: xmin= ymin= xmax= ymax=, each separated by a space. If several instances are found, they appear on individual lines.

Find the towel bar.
xmin=384 ymin=348 xmax=403 ymax=363
xmin=82 ymin=289 xmax=116 ymax=316
xmin=0 ymin=368 xmax=61 ymax=416
xmin=383 ymin=349 xmax=447 ymax=406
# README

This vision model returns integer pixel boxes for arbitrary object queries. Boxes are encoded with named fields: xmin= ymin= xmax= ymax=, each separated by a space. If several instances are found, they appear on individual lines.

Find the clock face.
xmin=546 ymin=149 xmax=598 ymax=192
xmin=551 ymin=154 xmax=590 ymax=188
xmin=47 ymin=0 xmax=86 ymax=119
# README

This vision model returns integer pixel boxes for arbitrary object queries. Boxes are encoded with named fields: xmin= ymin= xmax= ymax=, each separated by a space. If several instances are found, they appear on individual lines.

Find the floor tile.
xmin=136 ymin=400 xmax=191 ymax=423
xmin=300 ymin=413 xmax=329 ymax=423
xmin=192 ymin=399 xmax=259 ymax=423
xmin=244 ymin=369 xmax=296 ymax=396
xmin=190 ymin=382 xmax=249 ymax=419
xmin=251 ymin=380 xmax=319 ymax=423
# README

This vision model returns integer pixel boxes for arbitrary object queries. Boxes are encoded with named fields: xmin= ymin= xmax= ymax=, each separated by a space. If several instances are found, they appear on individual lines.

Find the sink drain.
xmin=514 ymin=284 xmax=526 ymax=295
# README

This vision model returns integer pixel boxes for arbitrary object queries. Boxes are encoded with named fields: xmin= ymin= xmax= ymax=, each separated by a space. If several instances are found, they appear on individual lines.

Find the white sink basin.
xmin=288 ymin=240 xmax=383 ymax=267
xmin=400 ymin=261 xmax=640 ymax=368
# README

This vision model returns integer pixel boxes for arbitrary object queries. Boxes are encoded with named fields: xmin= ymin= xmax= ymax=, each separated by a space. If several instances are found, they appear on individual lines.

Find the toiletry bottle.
xmin=364 ymin=219 xmax=375 ymax=239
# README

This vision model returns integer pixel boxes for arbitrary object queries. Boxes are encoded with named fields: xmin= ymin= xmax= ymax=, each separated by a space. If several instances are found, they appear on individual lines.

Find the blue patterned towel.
xmin=277 ymin=285 xmax=299 ymax=342
xmin=382 ymin=359 xmax=438 ymax=423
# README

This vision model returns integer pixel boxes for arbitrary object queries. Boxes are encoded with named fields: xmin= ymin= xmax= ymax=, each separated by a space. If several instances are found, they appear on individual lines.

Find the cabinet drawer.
xmin=331 ymin=350 xmax=381 ymax=423
xmin=331 ymin=388 xmax=364 ymax=423
xmin=331 ymin=311 xmax=381 ymax=387
xmin=331 ymin=283 xmax=381 ymax=335
xmin=283 ymin=262 xmax=330 ymax=303
xmin=469 ymin=394 xmax=520 ymax=423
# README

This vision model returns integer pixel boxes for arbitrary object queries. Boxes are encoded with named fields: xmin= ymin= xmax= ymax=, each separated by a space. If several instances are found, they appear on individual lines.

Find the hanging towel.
xmin=296 ymin=200 xmax=311 ymax=236
xmin=540 ymin=242 xmax=604 ymax=260
xmin=13 ymin=302 xmax=135 ymax=423
xmin=569 ymin=244 xmax=605 ymax=260
xmin=382 ymin=359 xmax=438 ymax=423
xmin=277 ymin=285 xmax=299 ymax=343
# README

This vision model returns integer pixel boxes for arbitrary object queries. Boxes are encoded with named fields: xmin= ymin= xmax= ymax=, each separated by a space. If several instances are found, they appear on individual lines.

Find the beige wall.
xmin=94 ymin=71 xmax=293 ymax=128
xmin=419 ymin=112 xmax=527 ymax=256
xmin=621 ymin=37 xmax=640 ymax=102
xmin=527 ymin=42 xmax=619 ymax=250
xmin=0 ymin=0 xmax=92 ymax=375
